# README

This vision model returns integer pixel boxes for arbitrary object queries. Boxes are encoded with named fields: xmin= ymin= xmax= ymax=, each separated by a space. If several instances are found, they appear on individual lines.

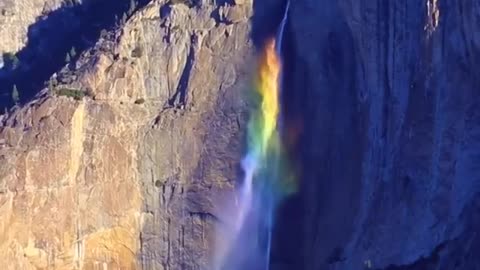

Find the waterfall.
xmin=264 ymin=2 xmax=290 ymax=268
xmin=276 ymin=0 xmax=290 ymax=56
xmin=276 ymin=0 xmax=290 ymax=134
xmin=213 ymin=2 xmax=291 ymax=269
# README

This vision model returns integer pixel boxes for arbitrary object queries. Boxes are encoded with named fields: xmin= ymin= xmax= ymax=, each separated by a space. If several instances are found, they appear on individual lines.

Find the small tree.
xmin=4 ymin=53 xmax=19 ymax=70
xmin=11 ymin=55 xmax=19 ymax=69
xmin=48 ymin=78 xmax=57 ymax=93
xmin=65 ymin=0 xmax=79 ymax=7
xmin=128 ymin=0 xmax=137 ymax=15
xmin=70 ymin=47 xmax=76 ymax=59
xmin=65 ymin=52 xmax=71 ymax=63
xmin=12 ymin=85 xmax=19 ymax=104
xmin=56 ymin=88 xmax=86 ymax=100
xmin=48 ymin=79 xmax=54 ymax=92
xmin=171 ymin=0 xmax=194 ymax=7
xmin=100 ymin=29 xmax=108 ymax=38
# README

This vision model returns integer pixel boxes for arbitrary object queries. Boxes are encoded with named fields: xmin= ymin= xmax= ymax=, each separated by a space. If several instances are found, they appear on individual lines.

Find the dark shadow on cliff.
xmin=377 ymin=194 xmax=480 ymax=270
xmin=250 ymin=0 xmax=366 ymax=269
xmin=0 ymin=0 xmax=151 ymax=112
xmin=168 ymin=34 xmax=196 ymax=107
xmin=250 ymin=0 xmax=288 ymax=48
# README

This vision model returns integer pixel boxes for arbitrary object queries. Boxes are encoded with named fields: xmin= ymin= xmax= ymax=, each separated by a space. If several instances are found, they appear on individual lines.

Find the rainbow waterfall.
xmin=213 ymin=2 xmax=293 ymax=269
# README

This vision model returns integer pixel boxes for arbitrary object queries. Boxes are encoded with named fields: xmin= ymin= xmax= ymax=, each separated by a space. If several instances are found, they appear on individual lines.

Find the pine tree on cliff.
xmin=12 ymin=85 xmax=19 ymax=104
xmin=128 ymin=0 xmax=137 ymax=15
xmin=70 ymin=47 xmax=76 ymax=59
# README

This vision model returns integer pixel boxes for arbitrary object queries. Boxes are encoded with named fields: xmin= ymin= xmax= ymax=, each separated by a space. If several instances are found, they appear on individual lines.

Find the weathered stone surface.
xmin=0 ymin=0 xmax=252 ymax=268
xmin=261 ymin=0 xmax=480 ymax=269
xmin=0 ymin=0 xmax=66 ymax=54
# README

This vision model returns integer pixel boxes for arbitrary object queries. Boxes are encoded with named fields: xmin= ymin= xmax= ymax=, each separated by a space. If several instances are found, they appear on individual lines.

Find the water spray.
xmin=213 ymin=2 xmax=292 ymax=269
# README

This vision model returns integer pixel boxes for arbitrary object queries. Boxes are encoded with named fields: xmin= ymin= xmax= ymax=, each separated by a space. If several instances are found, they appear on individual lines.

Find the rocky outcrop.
xmin=265 ymin=0 xmax=480 ymax=269
xmin=0 ymin=0 xmax=252 ymax=268
xmin=0 ymin=0 xmax=66 ymax=54
xmin=0 ymin=0 xmax=151 ymax=109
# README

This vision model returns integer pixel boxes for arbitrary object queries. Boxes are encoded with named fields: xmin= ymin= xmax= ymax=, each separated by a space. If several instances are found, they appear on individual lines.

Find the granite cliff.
xmin=0 ymin=0 xmax=479 ymax=269
xmin=263 ymin=0 xmax=480 ymax=269
xmin=1 ymin=0 xmax=252 ymax=268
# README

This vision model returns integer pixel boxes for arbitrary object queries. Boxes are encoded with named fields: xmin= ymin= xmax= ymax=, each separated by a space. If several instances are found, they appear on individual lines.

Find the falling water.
xmin=213 ymin=2 xmax=291 ymax=270
xmin=265 ymin=1 xmax=291 ymax=268
xmin=276 ymin=0 xmax=290 ymax=131
xmin=276 ymin=0 xmax=290 ymax=56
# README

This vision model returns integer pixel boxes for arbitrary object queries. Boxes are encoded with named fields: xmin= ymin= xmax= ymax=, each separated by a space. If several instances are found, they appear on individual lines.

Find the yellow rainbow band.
xmin=246 ymin=38 xmax=297 ymax=195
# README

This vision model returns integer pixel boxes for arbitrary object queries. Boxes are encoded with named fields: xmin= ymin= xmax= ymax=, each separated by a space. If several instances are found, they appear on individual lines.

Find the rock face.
xmin=0 ymin=0 xmax=252 ymax=268
xmin=0 ymin=0 xmax=66 ymax=53
xmin=263 ymin=0 xmax=480 ymax=269
xmin=1 ymin=0 xmax=479 ymax=269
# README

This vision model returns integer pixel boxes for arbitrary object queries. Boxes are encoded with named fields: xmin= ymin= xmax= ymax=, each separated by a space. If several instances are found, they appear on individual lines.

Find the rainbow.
xmin=244 ymin=38 xmax=296 ymax=198
xmin=213 ymin=20 xmax=297 ymax=270
xmin=226 ymin=35 xmax=297 ymax=270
